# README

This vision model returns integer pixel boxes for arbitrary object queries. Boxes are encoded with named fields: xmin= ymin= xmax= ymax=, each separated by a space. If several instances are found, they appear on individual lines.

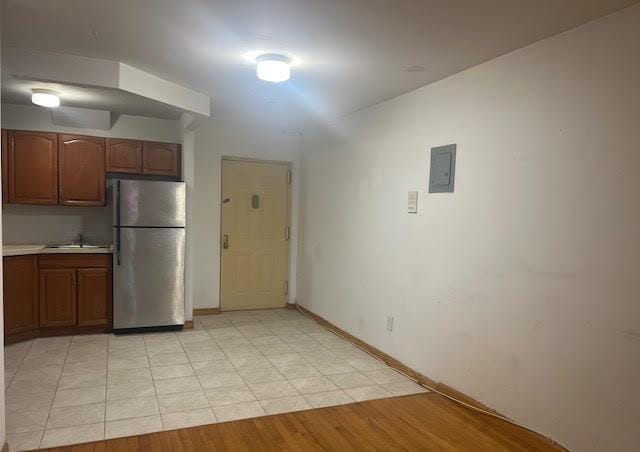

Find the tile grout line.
xmin=39 ymin=336 xmax=72 ymax=448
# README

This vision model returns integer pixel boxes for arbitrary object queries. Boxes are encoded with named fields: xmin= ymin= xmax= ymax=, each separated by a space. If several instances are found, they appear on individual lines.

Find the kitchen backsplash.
xmin=2 ymin=204 xmax=112 ymax=245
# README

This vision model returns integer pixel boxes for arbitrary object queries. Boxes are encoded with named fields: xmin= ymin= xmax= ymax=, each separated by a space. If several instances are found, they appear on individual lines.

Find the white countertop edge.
xmin=3 ymin=245 xmax=114 ymax=257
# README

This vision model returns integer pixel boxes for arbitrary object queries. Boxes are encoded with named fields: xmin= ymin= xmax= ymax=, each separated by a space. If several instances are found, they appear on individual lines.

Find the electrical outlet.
xmin=386 ymin=316 xmax=394 ymax=332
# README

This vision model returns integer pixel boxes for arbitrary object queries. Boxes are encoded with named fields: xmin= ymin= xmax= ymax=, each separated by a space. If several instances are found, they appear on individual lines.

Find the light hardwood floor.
xmin=38 ymin=391 xmax=561 ymax=451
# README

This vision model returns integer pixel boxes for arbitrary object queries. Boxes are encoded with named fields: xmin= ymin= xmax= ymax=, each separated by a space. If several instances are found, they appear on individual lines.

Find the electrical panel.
xmin=429 ymin=144 xmax=456 ymax=193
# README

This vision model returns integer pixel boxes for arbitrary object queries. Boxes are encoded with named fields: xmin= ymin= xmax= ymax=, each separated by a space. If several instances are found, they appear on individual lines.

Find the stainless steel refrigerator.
xmin=113 ymin=180 xmax=186 ymax=331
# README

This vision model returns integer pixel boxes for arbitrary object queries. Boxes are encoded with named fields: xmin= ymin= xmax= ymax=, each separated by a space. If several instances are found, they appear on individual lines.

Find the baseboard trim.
xmin=193 ymin=308 xmax=221 ymax=316
xmin=184 ymin=320 xmax=194 ymax=329
xmin=295 ymin=304 xmax=500 ymax=416
xmin=285 ymin=303 xmax=297 ymax=310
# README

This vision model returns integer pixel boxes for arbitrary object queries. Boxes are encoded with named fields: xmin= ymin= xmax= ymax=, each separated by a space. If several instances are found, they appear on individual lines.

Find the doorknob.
xmin=223 ymin=234 xmax=229 ymax=249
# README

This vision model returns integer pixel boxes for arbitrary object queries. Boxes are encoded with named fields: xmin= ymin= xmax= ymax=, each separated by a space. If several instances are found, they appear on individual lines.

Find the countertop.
xmin=3 ymin=245 xmax=113 ymax=257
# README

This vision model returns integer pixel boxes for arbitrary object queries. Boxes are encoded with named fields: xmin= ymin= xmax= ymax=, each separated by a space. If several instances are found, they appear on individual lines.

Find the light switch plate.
xmin=429 ymin=144 xmax=456 ymax=193
xmin=408 ymin=191 xmax=418 ymax=214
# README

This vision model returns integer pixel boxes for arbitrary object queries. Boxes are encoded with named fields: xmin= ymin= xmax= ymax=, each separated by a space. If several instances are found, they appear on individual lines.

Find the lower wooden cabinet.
xmin=78 ymin=268 xmax=112 ymax=326
xmin=3 ymin=253 xmax=113 ymax=343
xmin=3 ymin=255 xmax=39 ymax=336
xmin=39 ymin=268 xmax=77 ymax=327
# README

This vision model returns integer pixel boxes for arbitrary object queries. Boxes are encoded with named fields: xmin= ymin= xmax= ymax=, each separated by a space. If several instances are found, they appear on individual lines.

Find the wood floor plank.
xmin=38 ymin=393 xmax=562 ymax=452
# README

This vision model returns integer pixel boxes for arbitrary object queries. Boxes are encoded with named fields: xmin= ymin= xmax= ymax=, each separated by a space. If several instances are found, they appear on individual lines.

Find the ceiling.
xmin=2 ymin=0 xmax=638 ymax=128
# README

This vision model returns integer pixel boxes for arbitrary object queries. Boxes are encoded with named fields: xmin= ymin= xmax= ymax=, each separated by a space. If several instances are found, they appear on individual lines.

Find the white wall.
xmin=299 ymin=6 xmax=640 ymax=452
xmin=192 ymin=122 xmax=301 ymax=309
xmin=3 ymin=204 xmax=111 ymax=245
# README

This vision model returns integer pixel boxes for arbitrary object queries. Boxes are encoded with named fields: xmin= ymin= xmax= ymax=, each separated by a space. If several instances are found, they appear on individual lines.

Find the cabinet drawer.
xmin=39 ymin=254 xmax=112 ymax=269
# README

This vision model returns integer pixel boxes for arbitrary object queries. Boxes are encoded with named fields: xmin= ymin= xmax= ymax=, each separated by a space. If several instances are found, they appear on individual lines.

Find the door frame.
xmin=219 ymin=156 xmax=293 ymax=312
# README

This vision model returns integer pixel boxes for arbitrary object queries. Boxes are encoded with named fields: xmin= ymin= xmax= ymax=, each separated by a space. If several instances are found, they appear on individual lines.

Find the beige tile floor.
xmin=4 ymin=308 xmax=427 ymax=450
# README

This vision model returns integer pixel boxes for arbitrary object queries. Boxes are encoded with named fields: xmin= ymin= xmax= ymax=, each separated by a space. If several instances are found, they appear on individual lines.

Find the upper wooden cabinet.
xmin=7 ymin=130 xmax=58 ymax=204
xmin=2 ymin=129 xmax=182 ymax=207
xmin=3 ymin=255 xmax=39 ymax=336
xmin=106 ymin=138 xmax=143 ymax=174
xmin=58 ymin=134 xmax=106 ymax=206
xmin=143 ymin=141 xmax=181 ymax=177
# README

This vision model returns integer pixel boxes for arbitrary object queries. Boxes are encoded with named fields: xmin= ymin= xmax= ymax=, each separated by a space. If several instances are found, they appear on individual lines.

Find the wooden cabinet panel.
xmin=3 ymin=256 xmax=39 ymax=335
xmin=143 ymin=141 xmax=181 ymax=177
xmin=39 ymin=268 xmax=77 ymax=327
xmin=7 ymin=130 xmax=58 ymax=204
xmin=59 ymin=134 xmax=106 ymax=206
xmin=77 ymin=268 xmax=112 ymax=326
xmin=106 ymin=138 xmax=143 ymax=173
xmin=2 ymin=129 xmax=7 ymax=203
xmin=38 ymin=254 xmax=112 ymax=269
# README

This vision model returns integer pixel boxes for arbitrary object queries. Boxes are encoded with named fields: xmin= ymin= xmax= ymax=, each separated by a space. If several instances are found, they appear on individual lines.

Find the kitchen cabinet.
xmin=58 ymin=134 xmax=106 ymax=206
xmin=143 ymin=141 xmax=181 ymax=177
xmin=77 ymin=268 xmax=111 ymax=326
xmin=38 ymin=254 xmax=112 ymax=332
xmin=6 ymin=130 xmax=58 ymax=204
xmin=3 ymin=253 xmax=113 ymax=343
xmin=3 ymin=255 xmax=39 ymax=336
xmin=2 ymin=129 xmax=7 ymax=203
xmin=39 ymin=268 xmax=77 ymax=327
xmin=106 ymin=138 xmax=143 ymax=173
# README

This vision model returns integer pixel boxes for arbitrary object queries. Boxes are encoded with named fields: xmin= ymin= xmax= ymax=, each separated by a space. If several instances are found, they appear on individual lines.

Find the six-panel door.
xmin=3 ymin=255 xmax=39 ymax=336
xmin=7 ymin=130 xmax=58 ymax=204
xmin=39 ymin=268 xmax=77 ymax=327
xmin=58 ymin=134 xmax=106 ymax=206
xmin=78 ymin=268 xmax=112 ymax=326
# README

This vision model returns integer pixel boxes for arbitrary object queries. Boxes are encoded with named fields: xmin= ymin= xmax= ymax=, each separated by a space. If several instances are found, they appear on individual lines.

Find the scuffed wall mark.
xmin=622 ymin=328 xmax=640 ymax=341
xmin=531 ymin=320 xmax=545 ymax=332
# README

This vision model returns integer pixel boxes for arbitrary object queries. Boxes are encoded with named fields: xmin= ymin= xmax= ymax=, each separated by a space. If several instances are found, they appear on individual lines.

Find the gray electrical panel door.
xmin=429 ymin=144 xmax=456 ymax=193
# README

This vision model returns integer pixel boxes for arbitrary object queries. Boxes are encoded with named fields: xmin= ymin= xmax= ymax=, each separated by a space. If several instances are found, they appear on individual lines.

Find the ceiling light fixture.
xmin=255 ymin=54 xmax=291 ymax=83
xmin=31 ymin=90 xmax=60 ymax=108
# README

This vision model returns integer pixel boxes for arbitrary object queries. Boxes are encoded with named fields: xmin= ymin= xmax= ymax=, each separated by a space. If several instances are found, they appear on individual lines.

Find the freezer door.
xmin=113 ymin=227 xmax=185 ymax=329
xmin=116 ymin=180 xmax=185 ymax=227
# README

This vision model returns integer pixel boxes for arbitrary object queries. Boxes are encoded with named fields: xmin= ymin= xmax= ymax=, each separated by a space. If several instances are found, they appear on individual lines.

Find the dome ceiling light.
xmin=31 ymin=89 xmax=61 ymax=108
xmin=255 ymin=54 xmax=291 ymax=83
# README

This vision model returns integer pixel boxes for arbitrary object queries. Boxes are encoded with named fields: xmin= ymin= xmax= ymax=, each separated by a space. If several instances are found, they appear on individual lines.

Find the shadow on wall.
xmin=2 ymin=204 xmax=113 ymax=245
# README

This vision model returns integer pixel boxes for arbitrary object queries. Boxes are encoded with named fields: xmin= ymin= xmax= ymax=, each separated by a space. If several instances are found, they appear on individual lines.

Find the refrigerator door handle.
xmin=116 ymin=181 xmax=121 ymax=266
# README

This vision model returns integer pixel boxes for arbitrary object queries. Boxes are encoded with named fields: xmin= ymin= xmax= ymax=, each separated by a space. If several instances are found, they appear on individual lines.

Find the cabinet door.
xmin=106 ymin=138 xmax=142 ymax=174
xmin=2 ymin=129 xmax=7 ymax=203
xmin=3 ymin=256 xmax=39 ymax=336
xmin=7 ymin=130 xmax=58 ymax=204
xmin=39 ymin=268 xmax=77 ymax=327
xmin=77 ymin=268 xmax=112 ymax=327
xmin=143 ymin=141 xmax=181 ymax=177
xmin=59 ymin=134 xmax=106 ymax=206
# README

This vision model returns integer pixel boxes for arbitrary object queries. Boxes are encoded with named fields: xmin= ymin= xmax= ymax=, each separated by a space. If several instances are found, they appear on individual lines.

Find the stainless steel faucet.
xmin=77 ymin=233 xmax=84 ymax=248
